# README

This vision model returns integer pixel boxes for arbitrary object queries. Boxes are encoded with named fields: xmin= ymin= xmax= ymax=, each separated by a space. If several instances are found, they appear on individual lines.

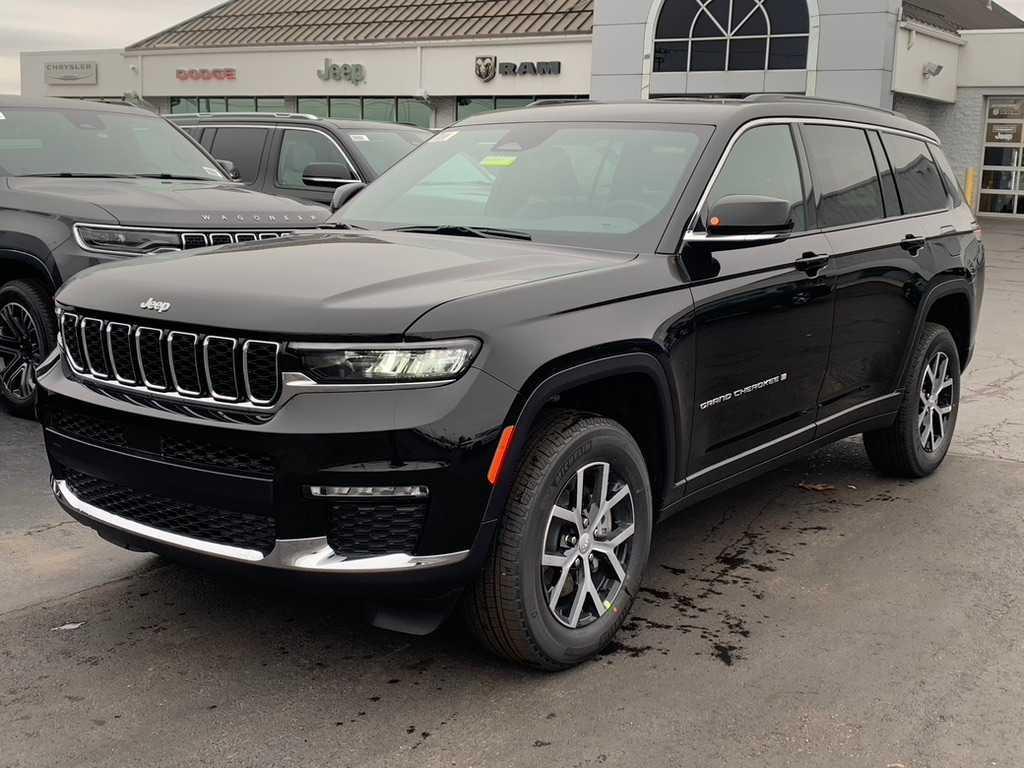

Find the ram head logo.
xmin=475 ymin=56 xmax=497 ymax=83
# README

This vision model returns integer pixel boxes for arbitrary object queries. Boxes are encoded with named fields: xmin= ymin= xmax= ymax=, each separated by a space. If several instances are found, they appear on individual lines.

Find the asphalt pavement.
xmin=1 ymin=221 xmax=1022 ymax=767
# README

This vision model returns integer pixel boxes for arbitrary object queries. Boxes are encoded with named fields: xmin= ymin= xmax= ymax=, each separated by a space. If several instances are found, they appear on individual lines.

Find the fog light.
xmin=307 ymin=485 xmax=429 ymax=499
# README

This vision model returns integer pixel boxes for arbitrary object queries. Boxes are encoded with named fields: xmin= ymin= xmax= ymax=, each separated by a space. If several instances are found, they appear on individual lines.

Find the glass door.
xmin=980 ymin=97 xmax=1024 ymax=216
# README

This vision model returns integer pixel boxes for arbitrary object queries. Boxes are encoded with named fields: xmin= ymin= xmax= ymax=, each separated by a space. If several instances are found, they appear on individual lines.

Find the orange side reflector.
xmin=710 ymin=216 xmax=721 ymax=227
xmin=487 ymin=426 xmax=517 ymax=486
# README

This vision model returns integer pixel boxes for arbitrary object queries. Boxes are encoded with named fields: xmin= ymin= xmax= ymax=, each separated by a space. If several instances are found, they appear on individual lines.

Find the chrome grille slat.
xmin=179 ymin=231 xmax=292 ymax=250
xmin=80 ymin=318 xmax=111 ymax=379
xmin=181 ymin=233 xmax=208 ymax=249
xmin=58 ymin=313 xmax=281 ymax=412
xmin=167 ymin=331 xmax=202 ymax=396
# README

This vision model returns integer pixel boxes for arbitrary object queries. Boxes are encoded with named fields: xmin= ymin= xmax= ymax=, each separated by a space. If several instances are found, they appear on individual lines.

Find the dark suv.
xmin=38 ymin=97 xmax=984 ymax=669
xmin=0 ymin=96 xmax=328 ymax=414
xmin=167 ymin=112 xmax=431 ymax=206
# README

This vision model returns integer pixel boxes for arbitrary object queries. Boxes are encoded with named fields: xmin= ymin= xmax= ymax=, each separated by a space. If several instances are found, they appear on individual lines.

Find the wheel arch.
xmin=483 ymin=348 xmax=680 ymax=524
xmin=0 ymin=248 xmax=60 ymax=293
xmin=902 ymin=279 xmax=975 ymax=380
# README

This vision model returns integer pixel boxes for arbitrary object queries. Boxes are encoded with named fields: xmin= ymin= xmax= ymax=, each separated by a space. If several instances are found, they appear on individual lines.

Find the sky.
xmin=3 ymin=0 xmax=1024 ymax=94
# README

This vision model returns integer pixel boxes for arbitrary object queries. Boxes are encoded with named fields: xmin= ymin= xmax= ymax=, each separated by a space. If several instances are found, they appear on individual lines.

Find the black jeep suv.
xmin=38 ymin=97 xmax=984 ymax=669
xmin=0 ymin=96 xmax=327 ymax=413
xmin=167 ymin=112 xmax=430 ymax=207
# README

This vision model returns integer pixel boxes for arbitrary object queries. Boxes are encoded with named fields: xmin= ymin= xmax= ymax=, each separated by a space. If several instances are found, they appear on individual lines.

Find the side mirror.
xmin=706 ymin=195 xmax=794 ymax=237
xmin=330 ymin=182 xmax=366 ymax=213
xmin=216 ymin=159 xmax=241 ymax=181
xmin=302 ymin=162 xmax=357 ymax=188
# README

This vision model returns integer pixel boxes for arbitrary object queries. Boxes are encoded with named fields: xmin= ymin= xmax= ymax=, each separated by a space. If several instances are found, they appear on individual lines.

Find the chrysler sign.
xmin=45 ymin=61 xmax=98 ymax=86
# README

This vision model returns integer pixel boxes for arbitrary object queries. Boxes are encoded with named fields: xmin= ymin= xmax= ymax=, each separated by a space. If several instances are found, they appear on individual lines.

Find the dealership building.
xmin=19 ymin=0 xmax=1024 ymax=217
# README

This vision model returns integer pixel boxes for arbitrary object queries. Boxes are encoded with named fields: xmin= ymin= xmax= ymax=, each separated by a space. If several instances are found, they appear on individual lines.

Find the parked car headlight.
xmin=75 ymin=225 xmax=182 ymax=255
xmin=290 ymin=339 xmax=481 ymax=383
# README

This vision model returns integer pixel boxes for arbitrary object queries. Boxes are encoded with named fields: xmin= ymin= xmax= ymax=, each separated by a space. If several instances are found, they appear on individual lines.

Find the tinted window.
xmin=345 ymin=130 xmax=429 ymax=176
xmin=929 ymin=145 xmax=963 ymax=206
xmin=881 ymin=134 xmax=950 ymax=214
xmin=867 ymin=131 xmax=901 ymax=217
xmin=802 ymin=126 xmax=883 ymax=228
xmin=277 ymin=129 xmax=347 ymax=188
xmin=707 ymin=124 xmax=806 ymax=231
xmin=209 ymin=127 xmax=267 ymax=183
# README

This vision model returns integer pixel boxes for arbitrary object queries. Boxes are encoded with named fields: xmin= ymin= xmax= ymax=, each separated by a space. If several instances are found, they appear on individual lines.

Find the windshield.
xmin=337 ymin=121 xmax=712 ymax=251
xmin=0 ymin=106 xmax=226 ymax=180
xmin=343 ymin=128 xmax=431 ymax=176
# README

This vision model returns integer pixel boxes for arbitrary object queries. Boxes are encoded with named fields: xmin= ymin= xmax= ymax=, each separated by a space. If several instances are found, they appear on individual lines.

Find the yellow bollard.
xmin=964 ymin=167 xmax=978 ymax=212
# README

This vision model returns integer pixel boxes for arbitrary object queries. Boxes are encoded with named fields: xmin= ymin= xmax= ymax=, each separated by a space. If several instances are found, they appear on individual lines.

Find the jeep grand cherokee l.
xmin=37 ymin=97 xmax=984 ymax=669
xmin=0 ymin=96 xmax=326 ymax=413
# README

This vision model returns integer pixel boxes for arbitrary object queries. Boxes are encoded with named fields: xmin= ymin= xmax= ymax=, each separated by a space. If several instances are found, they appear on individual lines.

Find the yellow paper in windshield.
xmin=480 ymin=155 xmax=518 ymax=168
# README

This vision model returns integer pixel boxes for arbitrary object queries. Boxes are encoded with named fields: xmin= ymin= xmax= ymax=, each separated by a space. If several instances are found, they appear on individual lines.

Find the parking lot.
xmin=1 ymin=222 xmax=1021 ymax=768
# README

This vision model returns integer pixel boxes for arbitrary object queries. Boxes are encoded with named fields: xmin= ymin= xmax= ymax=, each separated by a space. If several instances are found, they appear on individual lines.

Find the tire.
xmin=863 ymin=322 xmax=961 ymax=478
xmin=466 ymin=409 xmax=653 ymax=670
xmin=0 ymin=279 xmax=57 ymax=417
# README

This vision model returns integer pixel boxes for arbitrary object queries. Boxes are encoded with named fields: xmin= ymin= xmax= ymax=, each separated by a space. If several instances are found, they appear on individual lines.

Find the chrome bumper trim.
xmin=53 ymin=479 xmax=469 ymax=574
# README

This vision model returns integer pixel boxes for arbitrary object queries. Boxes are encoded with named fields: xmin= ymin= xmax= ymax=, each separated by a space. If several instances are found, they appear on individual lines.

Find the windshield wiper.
xmin=389 ymin=224 xmax=532 ymax=241
xmin=318 ymin=222 xmax=366 ymax=230
xmin=136 ymin=173 xmax=214 ymax=181
xmin=19 ymin=172 xmax=136 ymax=178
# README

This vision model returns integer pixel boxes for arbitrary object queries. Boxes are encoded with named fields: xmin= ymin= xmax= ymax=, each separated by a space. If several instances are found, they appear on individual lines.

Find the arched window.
xmin=653 ymin=0 xmax=809 ymax=73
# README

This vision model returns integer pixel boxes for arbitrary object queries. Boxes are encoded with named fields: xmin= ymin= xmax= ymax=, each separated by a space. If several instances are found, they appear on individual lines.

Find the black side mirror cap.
xmin=303 ymin=162 xmax=357 ymax=188
xmin=216 ymin=159 xmax=241 ymax=181
xmin=707 ymin=195 xmax=794 ymax=236
xmin=330 ymin=182 xmax=366 ymax=213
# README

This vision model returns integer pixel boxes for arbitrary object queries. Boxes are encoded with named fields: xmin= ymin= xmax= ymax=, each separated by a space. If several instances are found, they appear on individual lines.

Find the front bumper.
xmin=38 ymin=358 xmax=516 ymax=594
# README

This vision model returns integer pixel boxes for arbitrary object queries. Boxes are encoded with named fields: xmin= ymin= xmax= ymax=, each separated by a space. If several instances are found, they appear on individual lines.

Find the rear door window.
xmin=276 ymin=129 xmax=354 ymax=188
xmin=867 ymin=131 xmax=902 ymax=218
xmin=880 ymin=133 xmax=950 ymax=214
xmin=706 ymin=124 xmax=807 ymax=231
xmin=802 ymin=125 xmax=884 ymax=228
xmin=208 ymin=127 xmax=268 ymax=184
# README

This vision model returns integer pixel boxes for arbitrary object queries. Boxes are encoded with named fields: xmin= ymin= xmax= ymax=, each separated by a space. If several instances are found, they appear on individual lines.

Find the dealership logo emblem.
xmin=475 ymin=56 xmax=498 ymax=83
xmin=317 ymin=58 xmax=366 ymax=85
xmin=139 ymin=298 xmax=172 ymax=313
xmin=176 ymin=68 xmax=236 ymax=82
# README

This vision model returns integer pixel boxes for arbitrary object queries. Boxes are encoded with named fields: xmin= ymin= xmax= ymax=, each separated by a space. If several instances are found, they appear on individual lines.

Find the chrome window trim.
xmin=167 ymin=331 xmax=203 ymax=397
xmin=203 ymin=335 xmax=240 ymax=402
xmin=683 ymin=117 xmax=946 ymax=246
xmin=105 ymin=322 xmax=137 ymax=385
xmin=242 ymin=340 xmax=281 ymax=406
xmin=135 ymin=326 xmax=169 ymax=392
xmin=53 ymin=479 xmax=469 ymax=573
xmin=80 ymin=318 xmax=111 ymax=380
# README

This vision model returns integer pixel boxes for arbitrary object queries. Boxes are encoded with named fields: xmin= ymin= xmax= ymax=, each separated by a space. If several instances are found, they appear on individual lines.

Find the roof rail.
xmin=742 ymin=93 xmax=905 ymax=118
xmin=527 ymin=98 xmax=594 ymax=108
xmin=166 ymin=112 xmax=322 ymax=120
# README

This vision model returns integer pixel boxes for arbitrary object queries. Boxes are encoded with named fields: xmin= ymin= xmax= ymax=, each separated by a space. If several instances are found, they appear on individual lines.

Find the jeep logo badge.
xmin=139 ymin=298 xmax=171 ymax=313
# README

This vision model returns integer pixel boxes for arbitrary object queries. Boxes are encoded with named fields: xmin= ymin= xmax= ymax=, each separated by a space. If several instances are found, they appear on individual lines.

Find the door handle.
xmin=901 ymin=234 xmax=927 ymax=255
xmin=795 ymin=252 xmax=830 ymax=274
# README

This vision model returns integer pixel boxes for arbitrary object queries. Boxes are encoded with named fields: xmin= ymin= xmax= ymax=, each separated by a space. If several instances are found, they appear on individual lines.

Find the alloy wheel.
xmin=918 ymin=350 xmax=955 ymax=453
xmin=0 ymin=301 xmax=42 ymax=402
xmin=541 ymin=461 xmax=636 ymax=629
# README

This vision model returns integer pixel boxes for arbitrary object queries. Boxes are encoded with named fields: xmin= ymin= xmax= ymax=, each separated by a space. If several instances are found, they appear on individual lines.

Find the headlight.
xmin=75 ymin=225 xmax=182 ymax=255
xmin=290 ymin=339 xmax=481 ymax=383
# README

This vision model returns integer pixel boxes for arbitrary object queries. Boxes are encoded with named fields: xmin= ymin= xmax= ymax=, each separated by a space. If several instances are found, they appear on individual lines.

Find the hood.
xmin=57 ymin=231 xmax=634 ymax=336
xmin=7 ymin=177 xmax=327 ymax=228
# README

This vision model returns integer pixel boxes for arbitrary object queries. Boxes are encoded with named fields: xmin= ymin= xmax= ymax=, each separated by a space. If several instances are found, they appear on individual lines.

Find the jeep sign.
xmin=317 ymin=58 xmax=367 ymax=85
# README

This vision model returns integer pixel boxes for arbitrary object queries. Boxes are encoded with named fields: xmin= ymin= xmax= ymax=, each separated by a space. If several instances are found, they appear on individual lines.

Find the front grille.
xmin=161 ymin=436 xmax=275 ymax=477
xmin=48 ymin=405 xmax=127 ymax=447
xmin=327 ymin=501 xmax=428 ymax=558
xmin=59 ymin=312 xmax=281 ymax=407
xmin=180 ymin=231 xmax=291 ymax=250
xmin=65 ymin=470 xmax=276 ymax=554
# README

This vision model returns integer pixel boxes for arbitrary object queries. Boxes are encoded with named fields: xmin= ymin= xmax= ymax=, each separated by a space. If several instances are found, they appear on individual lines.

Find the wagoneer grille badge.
xmin=58 ymin=312 xmax=281 ymax=408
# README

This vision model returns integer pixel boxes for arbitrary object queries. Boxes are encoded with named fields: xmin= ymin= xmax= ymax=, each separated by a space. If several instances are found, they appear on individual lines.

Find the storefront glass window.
xmin=397 ymin=98 xmax=432 ymax=129
xmin=329 ymin=98 xmax=363 ymax=120
xmin=363 ymin=98 xmax=398 ymax=123
xmin=495 ymin=98 xmax=534 ymax=113
xmin=256 ymin=98 xmax=287 ymax=113
xmin=981 ymin=97 xmax=1024 ymax=215
xmin=653 ymin=0 xmax=810 ymax=73
xmin=198 ymin=97 xmax=227 ymax=113
xmin=169 ymin=97 xmax=198 ymax=114
xmin=457 ymin=97 xmax=497 ymax=121
xmin=227 ymin=97 xmax=257 ymax=112
xmin=298 ymin=98 xmax=329 ymax=118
